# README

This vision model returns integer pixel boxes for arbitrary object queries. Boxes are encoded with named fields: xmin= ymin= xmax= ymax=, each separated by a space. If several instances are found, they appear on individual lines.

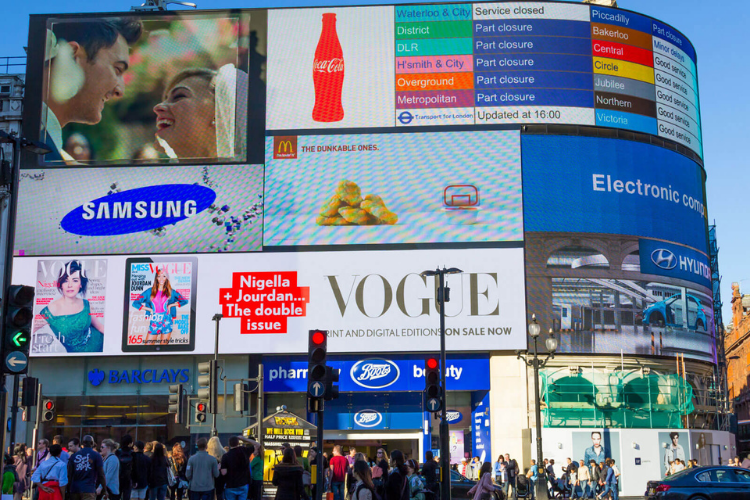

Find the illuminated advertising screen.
xmin=524 ymin=135 xmax=713 ymax=362
xmin=265 ymin=2 xmax=702 ymax=159
xmin=263 ymin=130 xmax=522 ymax=247
xmin=33 ymin=10 xmax=267 ymax=166
xmin=14 ymin=164 xmax=264 ymax=255
xmin=14 ymin=248 xmax=527 ymax=356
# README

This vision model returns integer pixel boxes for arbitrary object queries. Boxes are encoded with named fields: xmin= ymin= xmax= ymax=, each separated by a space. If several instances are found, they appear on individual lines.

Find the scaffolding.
xmin=709 ymin=223 xmax=732 ymax=432
xmin=540 ymin=366 xmax=694 ymax=429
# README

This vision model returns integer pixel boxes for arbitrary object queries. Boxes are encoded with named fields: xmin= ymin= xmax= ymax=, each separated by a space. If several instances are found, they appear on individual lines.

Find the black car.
xmin=449 ymin=470 xmax=505 ymax=500
xmin=646 ymin=466 xmax=750 ymax=500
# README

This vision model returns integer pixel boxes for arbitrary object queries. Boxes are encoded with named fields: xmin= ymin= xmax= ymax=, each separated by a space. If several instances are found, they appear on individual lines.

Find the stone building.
xmin=726 ymin=283 xmax=750 ymax=453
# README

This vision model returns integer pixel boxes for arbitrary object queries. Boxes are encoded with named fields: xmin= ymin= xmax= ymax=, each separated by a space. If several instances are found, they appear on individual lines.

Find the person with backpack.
xmin=405 ymin=460 xmax=424 ymax=500
xmin=345 ymin=454 xmax=367 ymax=500
xmin=352 ymin=461 xmax=375 ymax=500
xmin=168 ymin=443 xmax=188 ymax=500
xmin=467 ymin=463 xmax=493 ymax=500
xmin=272 ymin=448 xmax=307 ymax=500
xmin=384 ymin=450 xmax=407 ymax=500
xmin=115 ymin=436 xmax=133 ymax=500
xmin=372 ymin=449 xmax=388 ymax=500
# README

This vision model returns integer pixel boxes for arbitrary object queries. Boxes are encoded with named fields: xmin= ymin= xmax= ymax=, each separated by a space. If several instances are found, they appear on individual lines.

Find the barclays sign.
xmin=350 ymin=359 xmax=400 ymax=389
xmin=88 ymin=368 xmax=190 ymax=386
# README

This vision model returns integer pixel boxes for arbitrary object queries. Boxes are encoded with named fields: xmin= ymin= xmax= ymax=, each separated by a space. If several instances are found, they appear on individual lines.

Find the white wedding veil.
xmin=213 ymin=63 xmax=248 ymax=161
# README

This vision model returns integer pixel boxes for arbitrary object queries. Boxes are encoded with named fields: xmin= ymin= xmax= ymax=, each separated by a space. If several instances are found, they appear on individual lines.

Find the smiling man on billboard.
xmin=42 ymin=18 xmax=143 ymax=163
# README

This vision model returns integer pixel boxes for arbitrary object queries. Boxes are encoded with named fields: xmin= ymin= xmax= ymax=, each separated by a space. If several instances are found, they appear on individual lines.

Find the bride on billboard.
xmin=152 ymin=64 xmax=248 ymax=161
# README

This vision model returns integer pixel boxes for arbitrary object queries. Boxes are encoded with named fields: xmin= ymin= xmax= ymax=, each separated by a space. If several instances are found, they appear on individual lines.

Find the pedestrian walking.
xmin=168 ymin=444 xmax=188 ymax=500
xmin=207 ymin=438 xmax=225 ymax=500
xmin=328 ymin=446 xmax=348 ymax=500
xmin=405 ymin=460 xmax=425 ymax=500
xmin=293 ymin=446 xmax=310 ymax=498
xmin=467 ymin=462 xmax=493 ymax=500
xmin=250 ymin=442 xmax=265 ymax=500
xmin=503 ymin=454 xmax=518 ymax=500
xmin=52 ymin=438 xmax=70 ymax=465
xmin=421 ymin=452 xmax=438 ymax=494
xmin=308 ymin=447 xmax=326 ymax=500
xmin=68 ymin=436 xmax=106 ymax=500
xmin=100 ymin=440 xmax=120 ymax=500
xmin=13 ymin=444 xmax=31 ymax=500
xmin=577 ymin=460 xmax=590 ymax=499
xmin=31 ymin=444 xmax=67 ymax=500
xmin=527 ymin=460 xmax=539 ymax=500
xmin=130 ymin=441 xmax=151 ymax=500
xmin=272 ymin=448 xmax=306 ymax=500
xmin=372 ymin=449 xmax=388 ymax=500
xmin=148 ymin=443 xmax=169 ymax=500
xmin=351 ymin=462 xmax=374 ymax=500
xmin=219 ymin=437 xmax=252 ymax=500
xmin=3 ymin=454 xmax=19 ymax=495
xmin=384 ymin=450 xmax=408 ymax=500
xmin=186 ymin=438 xmax=219 ymax=500
xmin=115 ymin=436 xmax=134 ymax=500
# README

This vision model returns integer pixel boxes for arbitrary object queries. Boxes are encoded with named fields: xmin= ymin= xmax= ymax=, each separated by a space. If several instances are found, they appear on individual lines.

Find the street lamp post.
xmin=421 ymin=266 xmax=462 ymax=500
xmin=517 ymin=314 xmax=558 ymax=500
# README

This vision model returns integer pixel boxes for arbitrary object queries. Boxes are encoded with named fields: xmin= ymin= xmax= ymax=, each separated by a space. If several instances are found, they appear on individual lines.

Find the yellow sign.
xmin=593 ymin=57 xmax=655 ymax=84
xmin=274 ymin=416 xmax=299 ymax=426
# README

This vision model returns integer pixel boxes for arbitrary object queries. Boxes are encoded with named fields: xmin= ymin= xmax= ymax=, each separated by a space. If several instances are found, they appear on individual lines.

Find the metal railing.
xmin=0 ymin=57 xmax=26 ymax=75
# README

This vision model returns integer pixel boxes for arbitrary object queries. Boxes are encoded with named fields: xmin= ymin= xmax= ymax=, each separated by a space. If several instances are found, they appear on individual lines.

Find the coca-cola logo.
xmin=314 ymin=58 xmax=345 ymax=73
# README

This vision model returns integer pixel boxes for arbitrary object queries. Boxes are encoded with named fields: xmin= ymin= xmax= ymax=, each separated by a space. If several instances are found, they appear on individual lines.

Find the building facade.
xmin=726 ymin=283 xmax=750 ymax=453
xmin=6 ymin=1 xmax=731 ymax=494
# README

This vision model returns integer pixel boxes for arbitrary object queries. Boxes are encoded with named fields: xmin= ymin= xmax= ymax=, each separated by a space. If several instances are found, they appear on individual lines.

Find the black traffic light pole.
xmin=211 ymin=314 xmax=221 ymax=437
xmin=438 ymin=272 xmax=450 ymax=500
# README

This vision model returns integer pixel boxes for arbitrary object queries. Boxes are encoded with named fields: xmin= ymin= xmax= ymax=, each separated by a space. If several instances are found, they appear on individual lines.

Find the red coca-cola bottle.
xmin=312 ymin=13 xmax=345 ymax=122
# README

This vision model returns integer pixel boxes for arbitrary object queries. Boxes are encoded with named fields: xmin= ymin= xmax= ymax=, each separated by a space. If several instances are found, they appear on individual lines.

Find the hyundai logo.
xmin=651 ymin=249 xmax=677 ymax=270
xmin=350 ymin=359 xmax=400 ymax=389
xmin=353 ymin=409 xmax=383 ymax=428
xmin=398 ymin=111 xmax=414 ymax=124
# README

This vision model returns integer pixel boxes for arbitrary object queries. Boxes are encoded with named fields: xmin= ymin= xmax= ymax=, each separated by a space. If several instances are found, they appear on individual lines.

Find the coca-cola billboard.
xmin=267 ymin=6 xmax=395 ymax=130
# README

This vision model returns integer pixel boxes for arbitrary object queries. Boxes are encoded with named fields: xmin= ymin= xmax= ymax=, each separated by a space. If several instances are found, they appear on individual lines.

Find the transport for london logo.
xmin=651 ymin=249 xmax=677 ymax=270
xmin=350 ymin=359 xmax=400 ymax=389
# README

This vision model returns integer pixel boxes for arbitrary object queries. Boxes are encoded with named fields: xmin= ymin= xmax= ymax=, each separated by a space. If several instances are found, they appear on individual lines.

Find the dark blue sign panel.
xmin=324 ymin=393 xmax=424 ymax=430
xmin=522 ymin=135 xmax=708 ymax=254
xmin=472 ymin=391 xmax=492 ymax=462
xmin=590 ymin=6 xmax=652 ymax=33
xmin=638 ymin=238 xmax=711 ymax=289
xmin=265 ymin=355 xmax=489 ymax=393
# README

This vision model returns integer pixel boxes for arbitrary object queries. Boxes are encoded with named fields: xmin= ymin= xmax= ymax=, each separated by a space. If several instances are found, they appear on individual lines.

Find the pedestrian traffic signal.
xmin=41 ymin=399 xmax=55 ymax=422
xmin=197 ymin=360 xmax=218 ymax=413
xmin=168 ymin=384 xmax=184 ymax=424
xmin=308 ymin=330 xmax=328 ymax=400
xmin=3 ymin=285 xmax=34 ymax=374
xmin=424 ymin=357 xmax=442 ymax=413
xmin=195 ymin=402 xmax=207 ymax=423
xmin=20 ymin=377 xmax=38 ymax=407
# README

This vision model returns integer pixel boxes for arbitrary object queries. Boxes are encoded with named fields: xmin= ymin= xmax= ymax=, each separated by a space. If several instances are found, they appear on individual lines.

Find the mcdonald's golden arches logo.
xmin=273 ymin=136 xmax=298 ymax=159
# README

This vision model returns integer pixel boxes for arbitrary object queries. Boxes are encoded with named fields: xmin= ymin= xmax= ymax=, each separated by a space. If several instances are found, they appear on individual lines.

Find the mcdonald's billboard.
xmin=273 ymin=136 xmax=298 ymax=159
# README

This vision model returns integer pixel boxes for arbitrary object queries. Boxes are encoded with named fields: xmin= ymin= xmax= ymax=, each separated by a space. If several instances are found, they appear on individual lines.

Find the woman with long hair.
xmin=385 ymin=450 xmax=407 ymax=500
xmin=250 ymin=442 xmax=265 ymax=500
xmin=169 ymin=443 xmax=188 ymax=500
xmin=373 ymin=448 xmax=389 ymax=499
xmin=345 ymin=453 xmax=369 ymax=500
xmin=493 ymin=455 xmax=505 ymax=486
xmin=468 ymin=463 xmax=494 ymax=500
xmin=352 ymin=461 xmax=375 ymax=500
xmin=132 ymin=268 xmax=188 ymax=346
xmin=148 ymin=443 xmax=169 ymax=500
xmin=12 ymin=444 xmax=30 ymax=500
xmin=272 ymin=447 xmax=306 ymax=500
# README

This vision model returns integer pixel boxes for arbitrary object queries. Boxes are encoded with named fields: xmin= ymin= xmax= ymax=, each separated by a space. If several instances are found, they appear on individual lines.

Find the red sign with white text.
xmin=219 ymin=272 xmax=310 ymax=334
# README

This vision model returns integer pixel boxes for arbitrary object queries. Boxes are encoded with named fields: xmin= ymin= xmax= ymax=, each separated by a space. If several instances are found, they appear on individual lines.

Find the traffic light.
xmin=307 ymin=330 xmax=340 ymax=402
xmin=3 ymin=285 xmax=35 ymax=374
xmin=41 ymin=399 xmax=55 ymax=422
xmin=21 ymin=377 xmax=38 ymax=407
xmin=197 ymin=360 xmax=218 ymax=413
xmin=424 ymin=357 xmax=442 ymax=413
xmin=168 ymin=384 xmax=183 ymax=424
xmin=234 ymin=383 xmax=248 ymax=412
xmin=308 ymin=330 xmax=328 ymax=400
xmin=195 ymin=401 xmax=207 ymax=423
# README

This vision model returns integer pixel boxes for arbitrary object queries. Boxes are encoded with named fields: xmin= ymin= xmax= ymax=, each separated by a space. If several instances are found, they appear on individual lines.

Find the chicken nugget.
xmin=316 ymin=215 xmax=352 ymax=226
xmin=336 ymin=180 xmax=362 ymax=206
xmin=364 ymin=194 xmax=385 ymax=205
xmin=319 ymin=195 xmax=346 ymax=217
xmin=338 ymin=206 xmax=377 ymax=225
xmin=361 ymin=200 xmax=398 ymax=225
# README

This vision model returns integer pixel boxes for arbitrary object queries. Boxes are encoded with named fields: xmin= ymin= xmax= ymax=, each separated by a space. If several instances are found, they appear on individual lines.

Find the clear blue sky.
xmin=1 ymin=0 xmax=747 ymax=324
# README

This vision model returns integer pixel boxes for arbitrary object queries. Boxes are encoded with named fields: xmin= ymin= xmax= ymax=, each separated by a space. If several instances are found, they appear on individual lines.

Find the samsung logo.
xmin=354 ymin=409 xmax=383 ymax=428
xmin=350 ymin=359 xmax=400 ymax=389
xmin=61 ymin=184 xmax=216 ymax=236
xmin=651 ymin=249 xmax=677 ymax=270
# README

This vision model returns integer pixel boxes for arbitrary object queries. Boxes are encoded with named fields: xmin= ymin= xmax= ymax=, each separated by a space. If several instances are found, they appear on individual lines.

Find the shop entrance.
xmin=323 ymin=431 xmax=423 ymax=462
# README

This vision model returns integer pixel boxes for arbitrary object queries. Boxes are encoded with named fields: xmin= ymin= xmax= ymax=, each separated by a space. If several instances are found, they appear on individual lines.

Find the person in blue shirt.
xmin=32 ymin=444 xmax=68 ymax=499
xmin=67 ymin=436 xmax=106 ymax=500
xmin=583 ymin=433 xmax=607 ymax=470
xmin=527 ymin=460 xmax=539 ymax=500
xmin=52 ymin=437 xmax=70 ymax=465
xmin=596 ymin=460 xmax=615 ymax=500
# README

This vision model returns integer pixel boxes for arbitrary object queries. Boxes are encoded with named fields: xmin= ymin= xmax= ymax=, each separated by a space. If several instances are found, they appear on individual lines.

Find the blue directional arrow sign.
xmin=309 ymin=381 xmax=325 ymax=398
xmin=427 ymin=397 xmax=441 ymax=412
xmin=5 ymin=352 xmax=28 ymax=373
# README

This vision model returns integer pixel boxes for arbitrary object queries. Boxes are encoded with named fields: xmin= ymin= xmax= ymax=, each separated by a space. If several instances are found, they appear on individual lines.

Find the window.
xmin=0 ymin=85 xmax=10 ymax=95
xmin=695 ymin=471 xmax=710 ymax=482
xmin=734 ymin=469 xmax=750 ymax=482
xmin=713 ymin=469 xmax=737 ymax=483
